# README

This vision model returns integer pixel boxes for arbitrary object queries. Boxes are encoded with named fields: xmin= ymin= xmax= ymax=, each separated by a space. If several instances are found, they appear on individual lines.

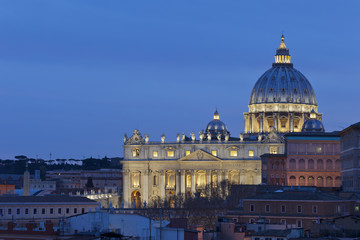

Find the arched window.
xmin=299 ymin=159 xmax=305 ymax=169
xmin=316 ymin=176 xmax=324 ymax=187
xmin=335 ymin=176 xmax=341 ymax=187
xmin=308 ymin=176 xmax=315 ymax=186
xmin=132 ymin=172 xmax=140 ymax=188
xmin=212 ymin=175 xmax=218 ymax=188
xmin=335 ymin=159 xmax=341 ymax=169
xmin=308 ymin=159 xmax=314 ymax=169
xmin=196 ymin=171 xmax=206 ymax=187
xmin=299 ymin=176 xmax=305 ymax=186
xmin=317 ymin=159 xmax=324 ymax=169
xmin=289 ymin=176 xmax=296 ymax=186
xmin=281 ymin=160 xmax=285 ymax=170
xmin=326 ymin=176 xmax=333 ymax=187
xmin=275 ymin=161 xmax=280 ymax=170
xmin=289 ymin=159 xmax=296 ymax=169
xmin=326 ymin=159 xmax=333 ymax=170
xmin=231 ymin=172 xmax=239 ymax=185
xmin=186 ymin=175 xmax=191 ymax=188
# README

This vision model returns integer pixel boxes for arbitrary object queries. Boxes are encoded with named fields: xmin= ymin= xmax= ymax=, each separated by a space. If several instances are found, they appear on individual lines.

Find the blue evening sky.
xmin=0 ymin=1 xmax=359 ymax=159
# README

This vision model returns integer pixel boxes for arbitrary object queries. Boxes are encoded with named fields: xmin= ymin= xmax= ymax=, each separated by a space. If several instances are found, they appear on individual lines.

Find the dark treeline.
xmin=0 ymin=156 xmax=122 ymax=180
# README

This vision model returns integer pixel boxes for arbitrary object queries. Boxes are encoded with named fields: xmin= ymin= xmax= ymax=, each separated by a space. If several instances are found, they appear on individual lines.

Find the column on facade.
xmin=274 ymin=112 xmax=279 ymax=131
xmin=123 ymin=170 xmax=130 ymax=208
xmin=224 ymin=171 xmax=229 ymax=195
xmin=217 ymin=170 xmax=223 ymax=186
xmin=160 ymin=170 xmax=165 ymax=200
xmin=249 ymin=114 xmax=253 ymax=133
xmin=142 ymin=170 xmax=149 ymax=207
xmin=176 ymin=170 xmax=180 ymax=196
xmin=289 ymin=113 xmax=294 ymax=132
xmin=191 ymin=170 xmax=196 ymax=195
xmin=206 ymin=170 xmax=211 ymax=197
xmin=244 ymin=114 xmax=248 ymax=133
xmin=259 ymin=113 xmax=264 ymax=133
xmin=180 ymin=170 xmax=185 ymax=195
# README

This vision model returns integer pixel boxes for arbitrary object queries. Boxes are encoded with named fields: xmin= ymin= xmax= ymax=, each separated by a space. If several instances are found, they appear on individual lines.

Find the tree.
xmin=85 ymin=177 xmax=94 ymax=188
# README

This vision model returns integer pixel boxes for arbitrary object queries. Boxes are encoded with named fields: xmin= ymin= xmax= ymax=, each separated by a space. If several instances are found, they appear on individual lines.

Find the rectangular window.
xmin=248 ymin=150 xmax=254 ymax=157
xmin=280 ymin=219 xmax=286 ymax=225
xmin=270 ymin=146 xmax=278 ymax=154
xmin=185 ymin=150 xmax=191 ymax=156
xmin=153 ymin=151 xmax=158 ymax=157
xmin=297 ymin=205 xmax=302 ymax=213
xmin=265 ymin=205 xmax=270 ymax=213
xmin=132 ymin=148 xmax=140 ymax=157
xmin=250 ymin=204 xmax=255 ymax=212
xmin=42 ymin=208 xmax=46 ymax=214
xmin=66 ymin=208 xmax=70 ymax=214
xmin=281 ymin=205 xmax=286 ymax=213
xmin=250 ymin=218 xmax=255 ymax=224
xmin=82 ymin=208 xmax=85 ymax=214
xmin=230 ymin=150 xmax=238 ymax=157
xmin=153 ymin=175 xmax=157 ymax=186
xmin=50 ymin=208 xmax=53 ymax=214
xmin=211 ymin=150 xmax=217 ymax=156
xmin=74 ymin=208 xmax=78 ymax=214
xmin=33 ymin=208 xmax=37 ymax=214
xmin=297 ymin=220 xmax=302 ymax=228
xmin=167 ymin=151 xmax=174 ymax=157
xmin=8 ymin=209 xmax=11 ymax=215
xmin=0 ymin=209 xmax=2 ymax=215
xmin=316 ymin=147 xmax=322 ymax=153
xmin=58 ymin=208 xmax=62 ymax=214
xmin=312 ymin=205 xmax=318 ymax=213
xmin=16 ymin=208 xmax=20 ymax=215
xmin=25 ymin=208 xmax=29 ymax=214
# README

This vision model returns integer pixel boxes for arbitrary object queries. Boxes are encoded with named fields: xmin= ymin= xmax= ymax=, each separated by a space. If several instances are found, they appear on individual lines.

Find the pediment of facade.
xmin=178 ymin=149 xmax=222 ymax=162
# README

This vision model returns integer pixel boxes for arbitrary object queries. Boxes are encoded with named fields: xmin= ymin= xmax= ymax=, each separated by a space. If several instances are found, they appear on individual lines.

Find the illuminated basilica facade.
xmin=121 ymin=36 xmax=322 ymax=208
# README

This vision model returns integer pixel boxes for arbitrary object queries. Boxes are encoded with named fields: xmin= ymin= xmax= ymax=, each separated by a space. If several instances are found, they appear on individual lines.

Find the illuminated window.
xmin=186 ymin=175 xmax=191 ymax=188
xmin=167 ymin=151 xmax=174 ymax=157
xmin=132 ymin=148 xmax=140 ymax=157
xmin=270 ymin=147 xmax=277 ymax=154
xmin=212 ymin=150 xmax=217 ymax=156
xmin=185 ymin=150 xmax=191 ymax=156
xmin=167 ymin=172 xmax=175 ymax=188
xmin=132 ymin=172 xmax=140 ymax=188
xmin=316 ymin=147 xmax=322 ymax=153
xmin=212 ymin=175 xmax=218 ymax=187
xmin=249 ymin=150 xmax=254 ymax=157
xmin=153 ymin=151 xmax=158 ymax=157
xmin=355 ymin=205 xmax=359 ymax=211
xmin=230 ymin=150 xmax=238 ymax=157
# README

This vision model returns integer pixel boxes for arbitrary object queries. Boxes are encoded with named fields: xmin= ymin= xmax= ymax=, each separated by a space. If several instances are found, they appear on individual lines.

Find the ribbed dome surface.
xmin=249 ymin=66 xmax=317 ymax=105
xmin=302 ymin=119 xmax=325 ymax=132
xmin=206 ymin=120 xmax=228 ymax=134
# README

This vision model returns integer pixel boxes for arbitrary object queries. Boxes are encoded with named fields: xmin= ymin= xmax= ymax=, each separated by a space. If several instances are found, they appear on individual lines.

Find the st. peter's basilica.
xmin=121 ymin=36 xmax=324 ymax=208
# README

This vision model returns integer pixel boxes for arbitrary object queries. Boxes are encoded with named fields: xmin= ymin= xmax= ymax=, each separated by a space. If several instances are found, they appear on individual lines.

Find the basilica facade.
xmin=121 ymin=36 xmax=322 ymax=208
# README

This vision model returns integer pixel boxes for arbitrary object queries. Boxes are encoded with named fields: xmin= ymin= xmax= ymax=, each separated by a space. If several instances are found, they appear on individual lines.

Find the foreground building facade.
xmin=121 ymin=36 xmax=325 ymax=208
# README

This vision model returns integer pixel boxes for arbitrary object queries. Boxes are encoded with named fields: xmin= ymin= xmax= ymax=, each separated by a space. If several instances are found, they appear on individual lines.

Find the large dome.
xmin=249 ymin=66 xmax=317 ymax=105
xmin=244 ymin=35 xmax=322 ymax=134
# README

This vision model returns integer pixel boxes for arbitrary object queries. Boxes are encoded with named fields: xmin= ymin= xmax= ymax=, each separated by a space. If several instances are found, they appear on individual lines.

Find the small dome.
xmin=205 ymin=110 xmax=229 ymax=138
xmin=302 ymin=116 xmax=325 ymax=132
